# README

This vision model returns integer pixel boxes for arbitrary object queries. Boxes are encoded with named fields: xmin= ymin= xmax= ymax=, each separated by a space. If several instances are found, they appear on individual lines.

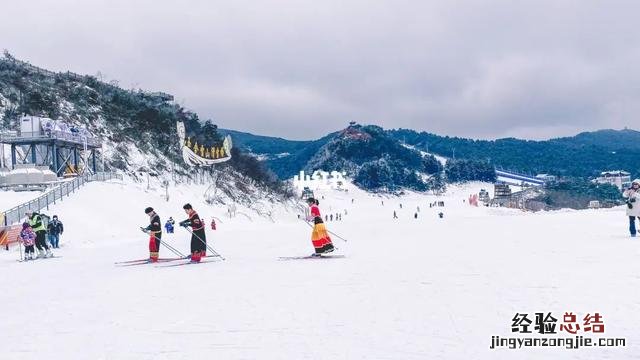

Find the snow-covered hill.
xmin=1 ymin=179 xmax=638 ymax=359
xmin=0 ymin=55 xmax=292 ymax=205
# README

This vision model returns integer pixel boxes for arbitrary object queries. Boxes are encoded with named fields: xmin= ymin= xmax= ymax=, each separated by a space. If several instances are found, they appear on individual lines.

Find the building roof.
xmin=599 ymin=170 xmax=630 ymax=176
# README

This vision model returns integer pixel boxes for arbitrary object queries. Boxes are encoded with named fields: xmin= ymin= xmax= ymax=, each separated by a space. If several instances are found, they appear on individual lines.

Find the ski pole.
xmin=326 ymin=229 xmax=349 ymax=243
xmin=181 ymin=226 xmax=225 ymax=260
xmin=150 ymin=233 xmax=187 ymax=258
xmin=300 ymin=218 xmax=349 ymax=242
xmin=141 ymin=229 xmax=186 ymax=258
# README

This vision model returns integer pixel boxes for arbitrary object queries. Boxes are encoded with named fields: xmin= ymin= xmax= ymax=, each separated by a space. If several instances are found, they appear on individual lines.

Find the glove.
xmin=140 ymin=227 xmax=149 ymax=233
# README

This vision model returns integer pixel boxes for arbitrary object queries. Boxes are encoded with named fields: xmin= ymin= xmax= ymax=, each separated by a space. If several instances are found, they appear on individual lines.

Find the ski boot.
xmin=190 ymin=252 xmax=202 ymax=263
xmin=37 ymin=249 xmax=45 ymax=259
xmin=46 ymin=249 xmax=53 ymax=258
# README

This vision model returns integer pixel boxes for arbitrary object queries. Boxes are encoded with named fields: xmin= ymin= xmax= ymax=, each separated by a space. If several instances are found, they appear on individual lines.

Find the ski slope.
xmin=1 ymin=179 xmax=639 ymax=359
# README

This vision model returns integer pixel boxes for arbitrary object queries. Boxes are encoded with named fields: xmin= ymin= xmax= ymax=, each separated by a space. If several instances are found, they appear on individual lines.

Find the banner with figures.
xmin=177 ymin=121 xmax=232 ymax=167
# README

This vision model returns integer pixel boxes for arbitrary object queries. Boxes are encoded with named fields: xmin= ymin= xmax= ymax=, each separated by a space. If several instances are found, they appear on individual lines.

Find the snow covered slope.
xmin=1 ymin=179 xmax=638 ymax=359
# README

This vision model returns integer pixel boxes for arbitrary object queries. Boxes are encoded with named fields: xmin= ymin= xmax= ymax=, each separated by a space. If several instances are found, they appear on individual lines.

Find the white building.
xmin=535 ymin=174 xmax=557 ymax=183
xmin=593 ymin=170 xmax=631 ymax=190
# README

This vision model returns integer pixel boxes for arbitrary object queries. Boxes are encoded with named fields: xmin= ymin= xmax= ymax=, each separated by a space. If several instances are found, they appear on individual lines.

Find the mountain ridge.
xmin=222 ymin=126 xmax=640 ymax=180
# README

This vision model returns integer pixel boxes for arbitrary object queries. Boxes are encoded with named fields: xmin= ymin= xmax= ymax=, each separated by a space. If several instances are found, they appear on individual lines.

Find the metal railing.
xmin=0 ymin=130 xmax=101 ymax=147
xmin=1 ymin=172 xmax=122 ymax=226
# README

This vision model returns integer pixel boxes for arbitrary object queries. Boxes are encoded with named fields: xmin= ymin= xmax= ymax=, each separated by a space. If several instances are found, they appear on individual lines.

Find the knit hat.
xmin=145 ymin=207 xmax=154 ymax=214
xmin=22 ymin=222 xmax=30 ymax=229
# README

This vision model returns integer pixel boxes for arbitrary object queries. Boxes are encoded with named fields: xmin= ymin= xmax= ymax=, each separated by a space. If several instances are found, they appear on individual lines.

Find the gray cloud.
xmin=2 ymin=0 xmax=639 ymax=139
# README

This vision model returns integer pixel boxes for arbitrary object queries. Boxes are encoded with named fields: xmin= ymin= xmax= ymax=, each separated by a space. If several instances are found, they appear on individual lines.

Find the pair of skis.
xmin=114 ymin=256 xmax=186 ymax=267
xmin=278 ymin=254 xmax=346 ymax=261
xmin=17 ymin=255 xmax=63 ymax=263
xmin=156 ymin=256 xmax=221 ymax=267
xmin=114 ymin=255 xmax=222 ymax=267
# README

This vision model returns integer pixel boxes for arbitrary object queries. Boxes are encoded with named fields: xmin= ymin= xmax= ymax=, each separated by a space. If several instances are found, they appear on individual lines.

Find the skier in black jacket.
xmin=141 ymin=207 xmax=162 ymax=262
xmin=47 ymin=215 xmax=64 ymax=249
xmin=179 ymin=203 xmax=206 ymax=263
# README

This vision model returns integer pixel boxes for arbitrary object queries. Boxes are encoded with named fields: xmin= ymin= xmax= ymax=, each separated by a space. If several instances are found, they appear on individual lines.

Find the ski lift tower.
xmin=0 ymin=116 xmax=101 ymax=176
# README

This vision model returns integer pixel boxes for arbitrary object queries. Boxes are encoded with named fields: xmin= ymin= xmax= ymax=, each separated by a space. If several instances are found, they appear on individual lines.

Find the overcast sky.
xmin=2 ymin=0 xmax=639 ymax=140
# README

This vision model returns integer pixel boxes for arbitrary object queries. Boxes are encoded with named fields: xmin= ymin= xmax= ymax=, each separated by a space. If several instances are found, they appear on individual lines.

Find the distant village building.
xmin=478 ymin=188 xmax=491 ymax=203
xmin=495 ymin=169 xmax=544 ymax=187
xmin=493 ymin=183 xmax=512 ymax=199
xmin=593 ymin=170 xmax=631 ymax=191
xmin=535 ymin=174 xmax=557 ymax=183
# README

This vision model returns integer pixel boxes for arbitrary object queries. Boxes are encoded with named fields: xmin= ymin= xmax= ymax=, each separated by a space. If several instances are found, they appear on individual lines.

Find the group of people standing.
xmin=140 ymin=198 xmax=336 ymax=262
xmin=141 ymin=204 xmax=208 ymax=263
xmin=19 ymin=211 xmax=63 ymax=261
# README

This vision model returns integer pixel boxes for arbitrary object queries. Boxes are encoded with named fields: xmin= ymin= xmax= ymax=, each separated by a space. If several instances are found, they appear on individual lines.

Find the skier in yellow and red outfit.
xmin=306 ymin=198 xmax=335 ymax=256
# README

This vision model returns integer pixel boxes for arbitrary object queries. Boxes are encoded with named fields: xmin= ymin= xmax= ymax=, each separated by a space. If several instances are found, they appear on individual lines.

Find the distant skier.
xmin=438 ymin=212 xmax=444 ymax=218
xmin=47 ymin=215 xmax=63 ymax=249
xmin=165 ymin=217 xmax=175 ymax=234
xmin=211 ymin=218 xmax=217 ymax=230
xmin=27 ymin=211 xmax=52 ymax=258
xmin=414 ymin=213 xmax=418 ymax=219
xmin=18 ymin=222 xmax=36 ymax=261
xmin=351 ymin=199 xmax=354 ymax=204
xmin=417 ymin=206 xmax=420 ymax=213
xmin=393 ymin=211 xmax=398 ymax=219
xmin=623 ymin=179 xmax=640 ymax=237
xmin=141 ymin=207 xmax=162 ymax=262
xmin=330 ymin=214 xmax=333 ymax=221
xmin=400 ymin=203 xmax=402 ymax=209
xmin=179 ymin=203 xmax=206 ymax=262
xmin=306 ymin=198 xmax=335 ymax=256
